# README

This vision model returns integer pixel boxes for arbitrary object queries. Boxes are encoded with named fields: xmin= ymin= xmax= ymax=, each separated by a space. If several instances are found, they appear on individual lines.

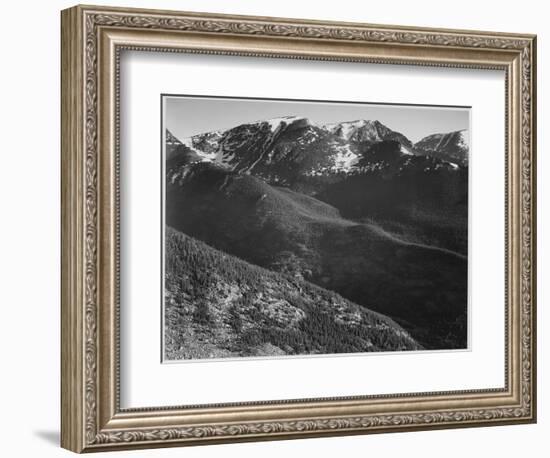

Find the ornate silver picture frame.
xmin=61 ymin=4 xmax=536 ymax=453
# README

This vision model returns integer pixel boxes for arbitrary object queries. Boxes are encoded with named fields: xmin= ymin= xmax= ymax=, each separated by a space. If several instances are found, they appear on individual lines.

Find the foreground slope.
xmin=164 ymin=228 xmax=421 ymax=360
xmin=166 ymin=163 xmax=468 ymax=349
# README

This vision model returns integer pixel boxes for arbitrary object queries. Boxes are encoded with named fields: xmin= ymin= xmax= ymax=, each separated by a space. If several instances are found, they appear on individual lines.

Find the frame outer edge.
xmin=61 ymin=5 xmax=86 ymax=453
xmin=74 ymin=3 xmax=537 ymax=39
xmin=528 ymin=35 xmax=537 ymax=423
xmin=61 ymin=4 xmax=537 ymax=452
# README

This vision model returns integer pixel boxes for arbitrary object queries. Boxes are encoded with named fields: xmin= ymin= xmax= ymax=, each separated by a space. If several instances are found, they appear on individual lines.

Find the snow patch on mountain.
xmin=265 ymin=116 xmax=305 ymax=131
xmin=324 ymin=120 xmax=368 ymax=139
xmin=400 ymin=144 xmax=414 ymax=156
xmin=180 ymin=137 xmax=217 ymax=163
xmin=324 ymin=119 xmax=388 ymax=143
xmin=457 ymin=129 xmax=469 ymax=150
xmin=331 ymin=144 xmax=359 ymax=171
xmin=414 ymin=129 xmax=469 ymax=166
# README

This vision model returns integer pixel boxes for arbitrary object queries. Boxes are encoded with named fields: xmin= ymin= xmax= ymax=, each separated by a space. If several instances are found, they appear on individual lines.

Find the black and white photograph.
xmin=162 ymin=95 xmax=470 ymax=361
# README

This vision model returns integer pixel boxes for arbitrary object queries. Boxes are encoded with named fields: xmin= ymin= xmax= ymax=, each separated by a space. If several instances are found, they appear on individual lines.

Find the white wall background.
xmin=0 ymin=0 xmax=545 ymax=456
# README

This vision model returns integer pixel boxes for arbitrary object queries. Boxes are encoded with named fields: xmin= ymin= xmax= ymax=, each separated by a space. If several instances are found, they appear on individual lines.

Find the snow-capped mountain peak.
xmin=324 ymin=119 xmax=366 ymax=139
xmin=324 ymin=119 xmax=381 ymax=140
xmin=456 ymin=129 xmax=469 ymax=150
xmin=165 ymin=129 xmax=181 ymax=146
xmin=264 ymin=115 xmax=308 ymax=131
xmin=414 ymin=129 xmax=469 ymax=166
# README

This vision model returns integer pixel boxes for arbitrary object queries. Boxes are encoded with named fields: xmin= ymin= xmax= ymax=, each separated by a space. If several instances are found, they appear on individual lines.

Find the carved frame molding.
xmin=61 ymin=5 xmax=536 ymax=453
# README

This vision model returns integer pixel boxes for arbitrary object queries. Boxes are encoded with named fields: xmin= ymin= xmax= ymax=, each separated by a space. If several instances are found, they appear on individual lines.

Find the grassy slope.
xmin=164 ymin=228 xmax=421 ymax=360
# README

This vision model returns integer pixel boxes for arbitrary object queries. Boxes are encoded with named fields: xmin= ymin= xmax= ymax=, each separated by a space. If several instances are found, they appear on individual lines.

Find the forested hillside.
xmin=164 ymin=228 xmax=421 ymax=360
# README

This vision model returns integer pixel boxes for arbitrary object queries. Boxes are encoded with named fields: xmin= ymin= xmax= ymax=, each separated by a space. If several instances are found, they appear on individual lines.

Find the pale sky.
xmin=164 ymin=95 xmax=470 ymax=144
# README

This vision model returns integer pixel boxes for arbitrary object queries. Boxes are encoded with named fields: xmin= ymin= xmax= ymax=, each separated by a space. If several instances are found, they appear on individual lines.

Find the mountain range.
xmin=167 ymin=116 xmax=466 ymax=175
xmin=164 ymin=115 xmax=469 ymax=357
